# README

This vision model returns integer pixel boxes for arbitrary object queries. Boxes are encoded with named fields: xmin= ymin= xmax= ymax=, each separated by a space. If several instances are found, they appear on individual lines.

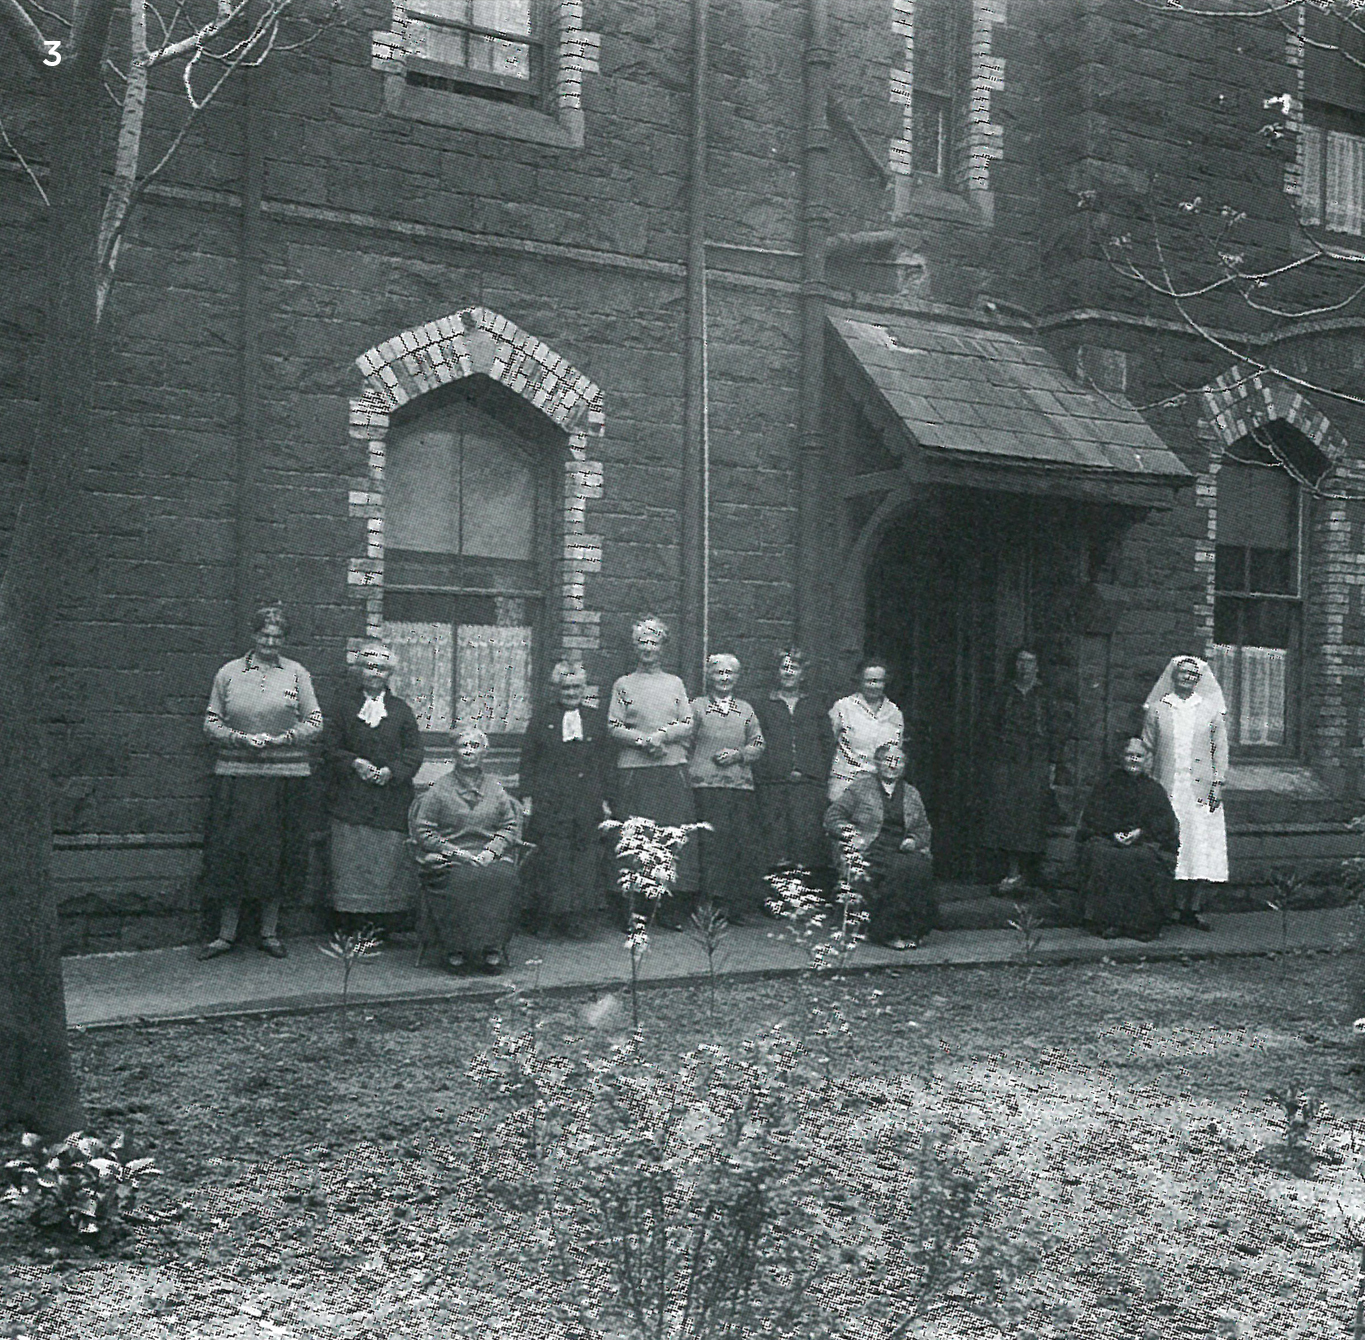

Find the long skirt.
xmin=1170 ymin=773 xmax=1228 ymax=882
xmin=418 ymin=859 xmax=521 ymax=962
xmin=202 ymin=775 xmax=311 ymax=907
xmin=985 ymin=757 xmax=1051 ymax=854
xmin=756 ymin=779 xmax=830 ymax=874
xmin=330 ymin=821 xmax=418 ymax=915
xmin=524 ymin=811 xmax=603 ymax=935
xmin=862 ymin=841 xmax=937 ymax=944
xmin=693 ymin=788 xmax=766 ymax=921
xmin=1080 ymin=838 xmax=1174 ymax=938
xmin=613 ymin=765 xmax=700 ymax=926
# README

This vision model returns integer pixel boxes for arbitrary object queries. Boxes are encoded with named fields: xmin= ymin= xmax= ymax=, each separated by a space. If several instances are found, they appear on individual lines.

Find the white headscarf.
xmin=1143 ymin=655 xmax=1227 ymax=715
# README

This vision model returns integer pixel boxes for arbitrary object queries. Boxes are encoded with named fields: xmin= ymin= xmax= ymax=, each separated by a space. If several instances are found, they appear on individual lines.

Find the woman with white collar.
xmin=686 ymin=653 xmax=766 ymax=923
xmin=1141 ymin=655 xmax=1229 ymax=932
xmin=323 ymin=640 xmax=424 ymax=937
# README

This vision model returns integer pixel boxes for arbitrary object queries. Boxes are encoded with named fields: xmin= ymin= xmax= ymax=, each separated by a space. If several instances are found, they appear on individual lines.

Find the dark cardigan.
xmin=324 ymin=688 xmax=424 ymax=832
xmin=517 ymin=703 xmax=611 ymax=839
xmin=752 ymin=691 xmax=833 ymax=785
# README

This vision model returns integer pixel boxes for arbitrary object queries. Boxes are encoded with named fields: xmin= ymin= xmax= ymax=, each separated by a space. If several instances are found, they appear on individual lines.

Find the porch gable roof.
xmin=827 ymin=309 xmax=1191 ymax=506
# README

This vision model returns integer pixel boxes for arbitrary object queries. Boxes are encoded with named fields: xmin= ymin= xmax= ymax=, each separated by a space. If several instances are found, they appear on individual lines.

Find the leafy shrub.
xmin=467 ymin=1015 xmax=1051 ymax=1338
xmin=3 ymin=1131 xmax=159 ymax=1246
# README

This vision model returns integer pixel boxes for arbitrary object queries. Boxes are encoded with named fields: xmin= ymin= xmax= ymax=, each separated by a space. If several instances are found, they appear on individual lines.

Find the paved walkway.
xmin=62 ymin=905 xmax=1360 ymax=1029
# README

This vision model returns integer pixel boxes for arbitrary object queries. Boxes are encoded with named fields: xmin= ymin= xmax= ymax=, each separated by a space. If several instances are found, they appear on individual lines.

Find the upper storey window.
xmin=1299 ymin=7 xmax=1365 ymax=234
xmin=404 ymin=0 xmax=544 ymax=107
xmin=910 ymin=0 xmax=961 ymax=178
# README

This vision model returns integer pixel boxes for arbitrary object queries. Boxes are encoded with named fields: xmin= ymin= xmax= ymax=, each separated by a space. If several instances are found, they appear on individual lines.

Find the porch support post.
xmin=797 ymin=0 xmax=831 ymax=675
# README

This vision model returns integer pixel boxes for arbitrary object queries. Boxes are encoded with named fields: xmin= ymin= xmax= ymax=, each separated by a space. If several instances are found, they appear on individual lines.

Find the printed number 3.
xmin=43 ymin=40 xmax=62 ymax=66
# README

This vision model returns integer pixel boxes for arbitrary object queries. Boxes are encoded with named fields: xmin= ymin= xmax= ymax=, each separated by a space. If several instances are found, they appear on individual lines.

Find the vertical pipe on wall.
xmin=235 ymin=28 xmax=264 ymax=649
xmin=798 ymin=0 xmax=831 ymax=677
xmin=680 ymin=0 xmax=709 ymax=691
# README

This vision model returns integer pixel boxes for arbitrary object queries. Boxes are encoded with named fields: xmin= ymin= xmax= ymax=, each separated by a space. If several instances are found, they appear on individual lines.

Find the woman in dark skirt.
xmin=984 ymin=648 xmax=1056 ymax=893
xmin=409 ymin=724 xmax=522 ymax=975
xmin=752 ymin=647 xmax=833 ymax=886
xmin=198 ymin=603 xmax=325 ymax=960
xmin=686 ymin=654 xmax=767 ymax=924
xmin=825 ymin=741 xmax=936 ymax=950
xmin=519 ymin=661 xmax=612 ymax=937
xmin=1076 ymin=737 xmax=1179 ymax=942
xmin=324 ymin=639 xmax=424 ymax=937
xmin=607 ymin=615 xmax=698 ymax=929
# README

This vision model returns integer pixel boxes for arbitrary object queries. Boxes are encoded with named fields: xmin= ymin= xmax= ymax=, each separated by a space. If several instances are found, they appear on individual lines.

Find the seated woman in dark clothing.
xmin=1076 ymin=737 xmax=1179 ymax=942
xmin=824 ymin=741 xmax=936 ymax=950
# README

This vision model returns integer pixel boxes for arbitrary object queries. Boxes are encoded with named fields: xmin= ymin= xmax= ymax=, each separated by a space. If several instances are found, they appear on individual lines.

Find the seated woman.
xmin=824 ymin=741 xmax=936 ymax=951
xmin=1075 ymin=737 xmax=1179 ymax=942
xmin=408 ymin=724 xmax=521 ymax=975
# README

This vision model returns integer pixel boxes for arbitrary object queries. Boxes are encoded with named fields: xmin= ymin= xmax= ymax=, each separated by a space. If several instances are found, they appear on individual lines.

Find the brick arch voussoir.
xmin=354 ymin=306 xmax=604 ymax=449
xmin=1198 ymin=362 xmax=1348 ymax=464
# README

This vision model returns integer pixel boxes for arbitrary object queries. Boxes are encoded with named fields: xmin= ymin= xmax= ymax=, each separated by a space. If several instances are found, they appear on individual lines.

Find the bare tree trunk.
xmin=0 ymin=0 xmax=115 ymax=1138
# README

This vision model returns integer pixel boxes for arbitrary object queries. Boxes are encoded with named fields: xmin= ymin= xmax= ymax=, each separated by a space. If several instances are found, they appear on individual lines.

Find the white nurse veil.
xmin=1143 ymin=655 xmax=1228 ymax=715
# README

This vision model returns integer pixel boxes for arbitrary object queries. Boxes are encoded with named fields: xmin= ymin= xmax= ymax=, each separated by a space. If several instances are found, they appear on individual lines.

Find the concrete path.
xmin=62 ymin=905 xmax=1361 ymax=1029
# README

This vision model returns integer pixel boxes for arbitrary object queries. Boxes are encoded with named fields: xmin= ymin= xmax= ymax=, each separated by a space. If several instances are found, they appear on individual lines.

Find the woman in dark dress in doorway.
xmin=519 ymin=661 xmax=612 ymax=938
xmin=985 ymin=648 xmax=1055 ymax=892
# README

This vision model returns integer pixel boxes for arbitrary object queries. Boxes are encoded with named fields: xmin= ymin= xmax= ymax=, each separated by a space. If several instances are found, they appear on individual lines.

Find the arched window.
xmin=380 ymin=379 xmax=559 ymax=746
xmin=1210 ymin=433 xmax=1309 ymax=752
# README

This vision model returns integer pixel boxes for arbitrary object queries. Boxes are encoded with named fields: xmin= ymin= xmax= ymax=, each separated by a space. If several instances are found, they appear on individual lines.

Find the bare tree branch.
xmin=0 ymin=0 xmax=56 ymax=70
xmin=0 ymin=110 xmax=49 ymax=203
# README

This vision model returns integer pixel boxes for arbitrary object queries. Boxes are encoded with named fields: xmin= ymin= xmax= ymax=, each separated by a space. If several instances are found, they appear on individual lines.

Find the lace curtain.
xmin=1209 ymin=644 xmax=1286 ymax=747
xmin=456 ymin=625 xmax=533 ymax=735
xmin=1327 ymin=129 xmax=1365 ymax=235
xmin=384 ymin=622 xmax=533 ymax=736
xmin=384 ymin=622 xmax=455 ymax=734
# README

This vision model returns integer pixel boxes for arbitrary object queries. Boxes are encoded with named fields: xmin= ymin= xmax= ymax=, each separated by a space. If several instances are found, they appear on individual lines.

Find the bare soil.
xmin=3 ymin=951 xmax=1364 ymax=1338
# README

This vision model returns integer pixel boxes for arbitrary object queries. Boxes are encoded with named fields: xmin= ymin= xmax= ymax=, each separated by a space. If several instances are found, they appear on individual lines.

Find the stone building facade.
xmin=2 ymin=0 xmax=1365 ymax=947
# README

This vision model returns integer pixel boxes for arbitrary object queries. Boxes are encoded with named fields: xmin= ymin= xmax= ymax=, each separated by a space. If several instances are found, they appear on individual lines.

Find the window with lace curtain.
xmin=1298 ymin=6 xmax=1365 ymax=235
xmin=380 ymin=383 xmax=556 ymax=748
xmin=1210 ymin=444 xmax=1304 ymax=753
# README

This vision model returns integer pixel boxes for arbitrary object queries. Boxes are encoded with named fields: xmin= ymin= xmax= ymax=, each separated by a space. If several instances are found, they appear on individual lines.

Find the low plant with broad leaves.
xmin=3 ymin=1131 xmax=159 ymax=1247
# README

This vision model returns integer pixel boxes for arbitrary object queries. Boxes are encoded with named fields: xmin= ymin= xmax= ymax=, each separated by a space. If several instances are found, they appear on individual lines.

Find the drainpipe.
xmin=236 ymin=19 xmax=264 ymax=648
xmin=797 ymin=0 xmax=831 ymax=674
xmin=680 ymin=0 xmax=709 ymax=690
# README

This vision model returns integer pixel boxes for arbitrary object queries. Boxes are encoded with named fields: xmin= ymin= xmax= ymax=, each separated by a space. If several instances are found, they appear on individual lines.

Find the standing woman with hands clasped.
xmin=1142 ymin=655 xmax=1229 ymax=932
xmin=198 ymin=603 xmax=324 ymax=960
xmin=324 ymin=639 xmax=424 ymax=938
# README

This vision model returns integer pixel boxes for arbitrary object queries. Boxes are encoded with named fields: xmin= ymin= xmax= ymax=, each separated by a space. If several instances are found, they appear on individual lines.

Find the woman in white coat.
xmin=1141 ymin=656 xmax=1229 ymax=931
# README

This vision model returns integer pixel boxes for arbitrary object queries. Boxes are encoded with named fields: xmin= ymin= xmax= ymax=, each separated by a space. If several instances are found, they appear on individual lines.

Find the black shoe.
xmin=480 ymin=951 xmax=504 ymax=976
xmin=259 ymin=936 xmax=288 ymax=959
xmin=197 ymin=937 xmax=236 ymax=961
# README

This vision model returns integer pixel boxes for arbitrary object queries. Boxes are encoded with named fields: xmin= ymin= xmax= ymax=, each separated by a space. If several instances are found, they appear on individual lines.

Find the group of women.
xmin=194 ymin=604 xmax=1229 ymax=971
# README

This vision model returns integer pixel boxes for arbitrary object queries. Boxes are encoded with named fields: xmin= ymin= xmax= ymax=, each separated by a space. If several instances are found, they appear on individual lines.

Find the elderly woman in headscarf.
xmin=1142 ymin=655 xmax=1229 ymax=932
xmin=686 ymin=653 xmax=766 ymax=924
xmin=324 ymin=639 xmax=424 ymax=937
xmin=824 ymin=740 xmax=936 ymax=950
xmin=198 ymin=603 xmax=324 ymax=960
xmin=1075 ymin=737 xmax=1179 ymax=941
xmin=409 ymin=723 xmax=522 ymax=975
xmin=607 ymin=615 xmax=699 ymax=928
xmin=519 ymin=660 xmax=611 ymax=938
xmin=753 ymin=647 xmax=834 ymax=887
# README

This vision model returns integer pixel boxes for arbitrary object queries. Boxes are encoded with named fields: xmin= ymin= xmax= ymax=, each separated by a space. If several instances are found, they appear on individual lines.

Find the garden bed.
xmin=3 ymin=951 xmax=1365 ymax=1338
